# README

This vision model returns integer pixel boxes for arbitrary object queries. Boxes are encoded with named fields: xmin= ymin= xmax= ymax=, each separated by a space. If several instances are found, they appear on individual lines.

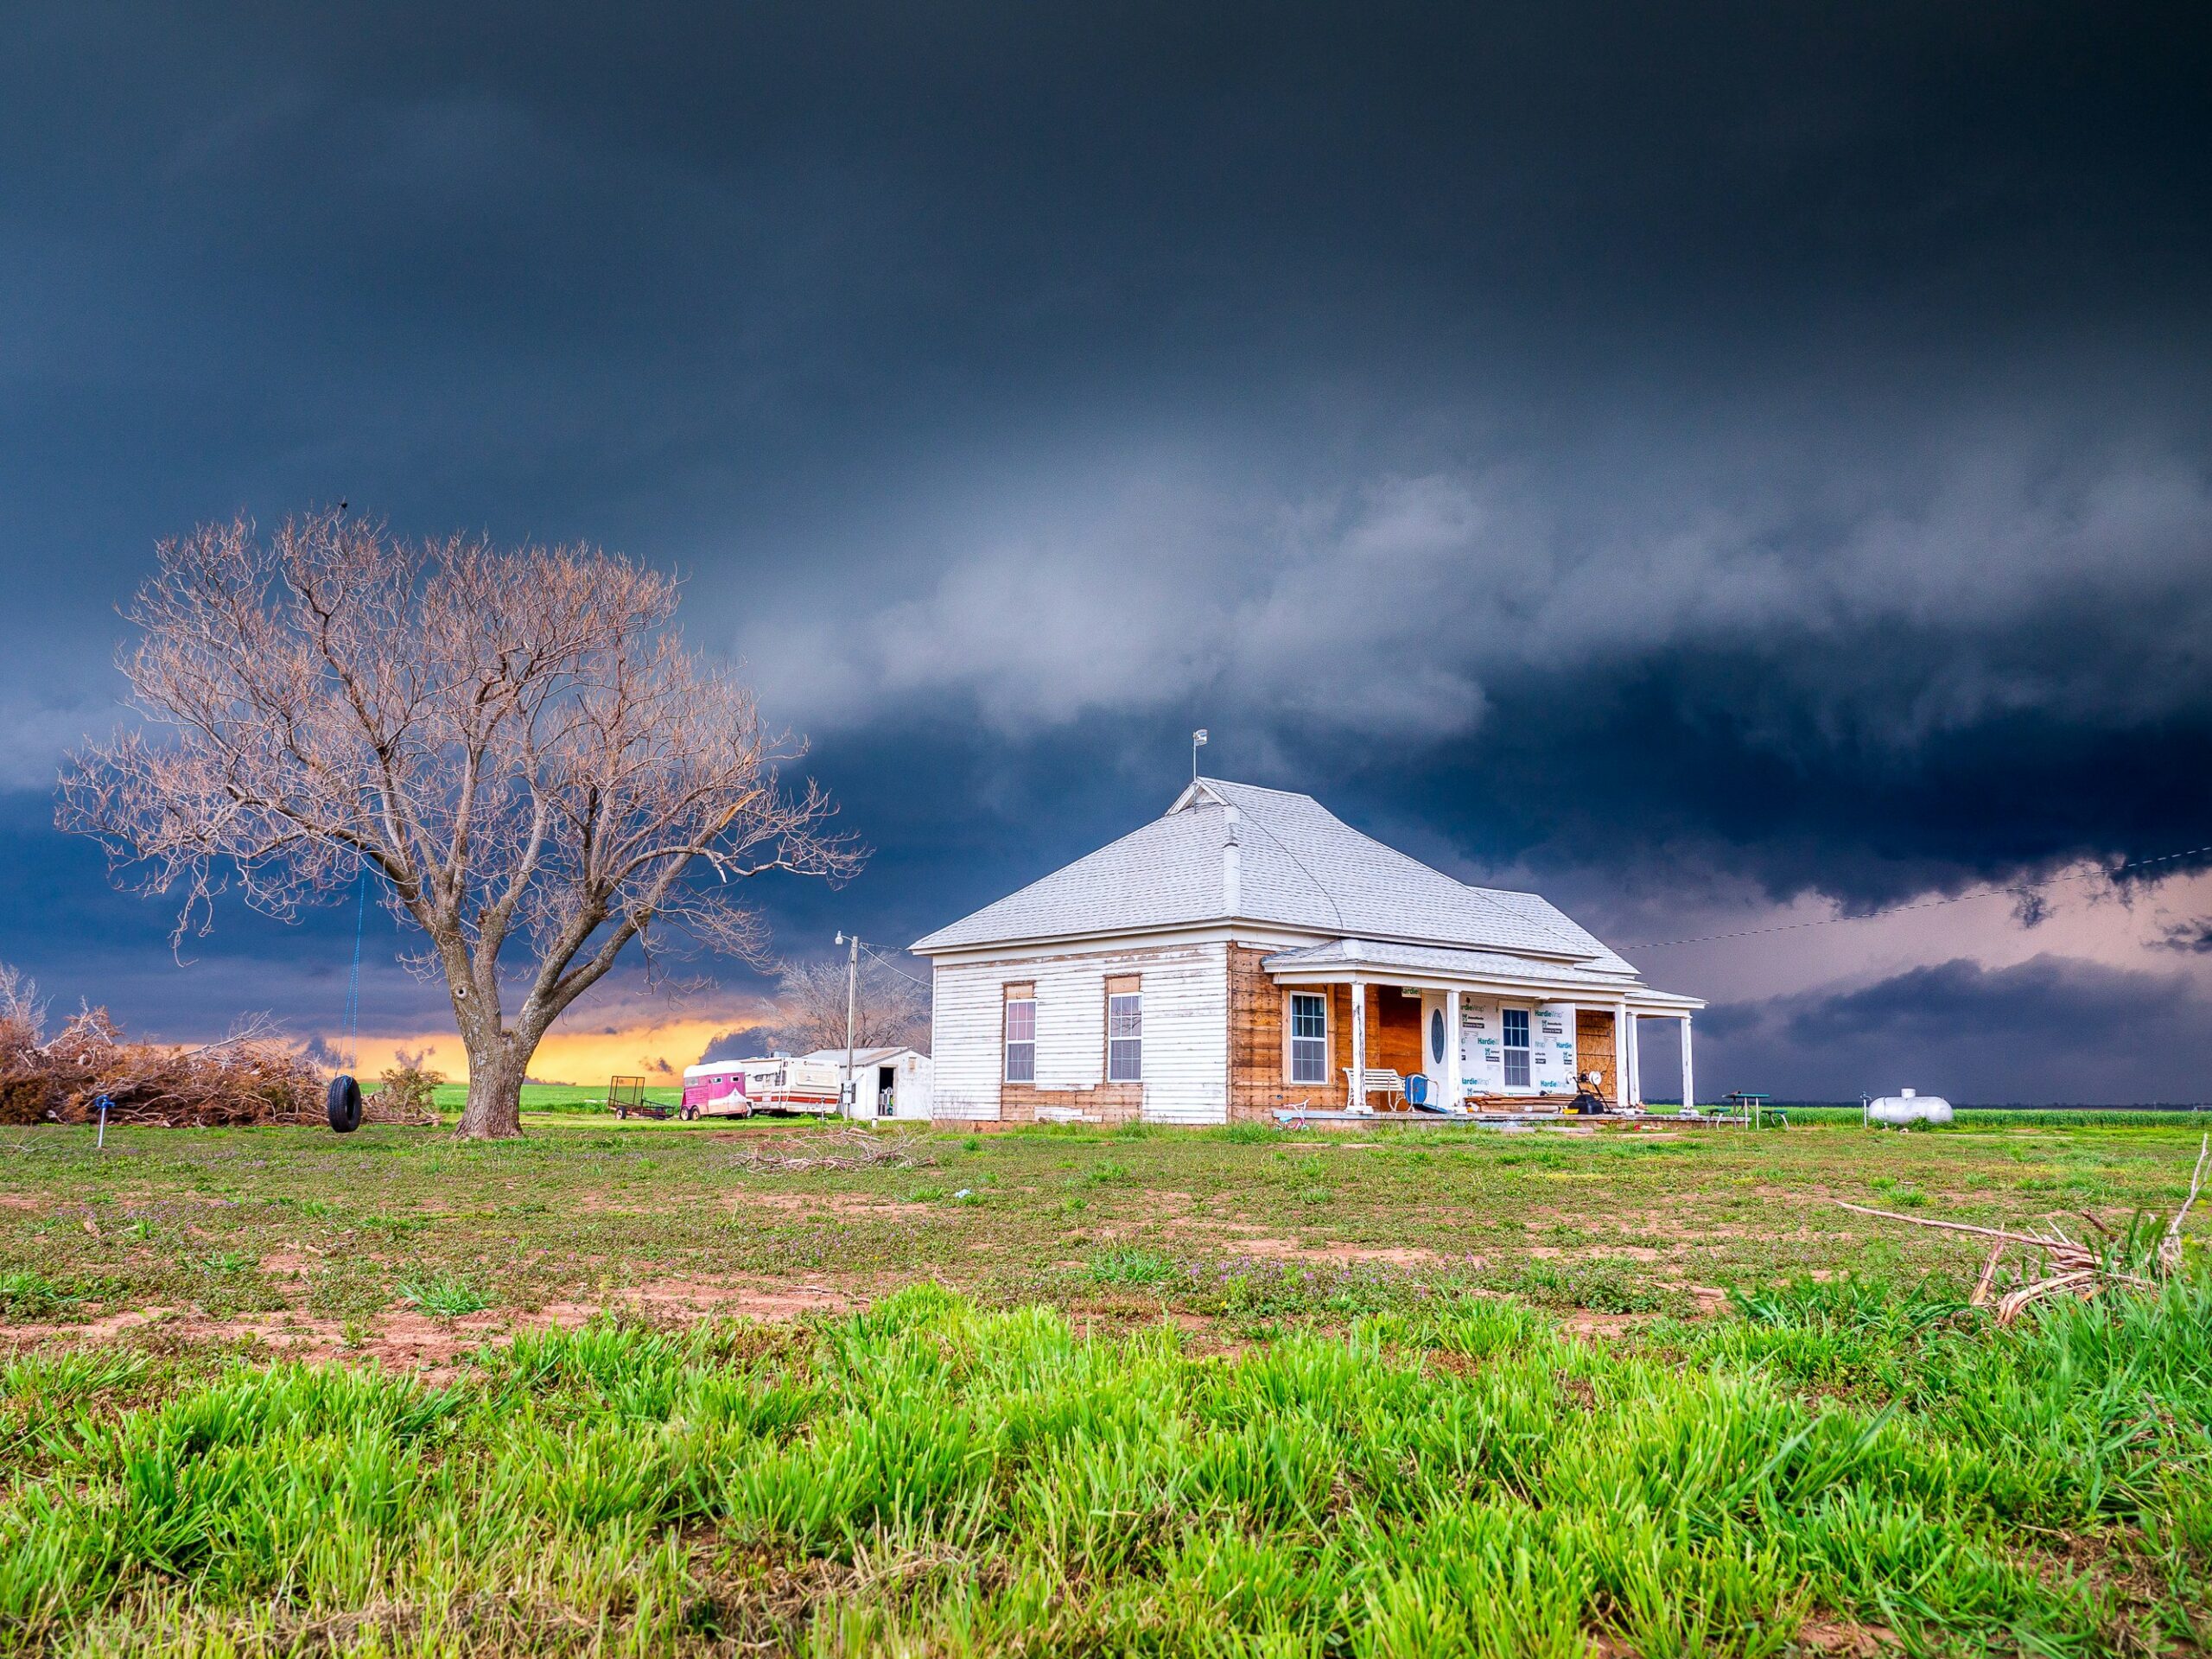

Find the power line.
xmin=1627 ymin=840 xmax=2212 ymax=950
xmin=858 ymin=940 xmax=931 ymax=990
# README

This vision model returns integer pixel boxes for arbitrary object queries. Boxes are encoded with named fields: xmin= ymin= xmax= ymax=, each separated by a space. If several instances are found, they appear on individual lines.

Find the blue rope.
xmin=340 ymin=863 xmax=368 ymax=1075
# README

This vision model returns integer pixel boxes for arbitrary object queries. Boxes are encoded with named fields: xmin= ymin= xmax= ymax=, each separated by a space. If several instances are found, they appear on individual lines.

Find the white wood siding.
xmin=931 ymin=963 xmax=1010 ymax=1121
xmin=930 ymin=941 xmax=1230 ymax=1123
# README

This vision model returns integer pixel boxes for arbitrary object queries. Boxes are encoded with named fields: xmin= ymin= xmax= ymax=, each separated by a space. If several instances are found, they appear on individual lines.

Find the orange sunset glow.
xmin=342 ymin=1014 xmax=766 ymax=1086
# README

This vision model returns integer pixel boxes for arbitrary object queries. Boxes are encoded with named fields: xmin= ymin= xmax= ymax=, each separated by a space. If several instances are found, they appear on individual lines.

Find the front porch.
xmin=1247 ymin=938 xmax=1705 ymax=1117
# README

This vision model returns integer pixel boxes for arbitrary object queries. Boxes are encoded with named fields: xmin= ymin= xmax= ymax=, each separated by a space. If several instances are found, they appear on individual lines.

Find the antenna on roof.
xmin=1192 ymin=728 xmax=1208 ymax=782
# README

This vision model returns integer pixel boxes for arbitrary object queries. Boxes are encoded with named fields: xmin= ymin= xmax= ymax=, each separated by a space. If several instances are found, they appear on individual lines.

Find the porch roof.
xmin=1261 ymin=937 xmax=1703 ymax=1008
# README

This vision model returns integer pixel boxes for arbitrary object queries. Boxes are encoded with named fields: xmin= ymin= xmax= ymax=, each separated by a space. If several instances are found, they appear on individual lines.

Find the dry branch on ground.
xmin=1835 ymin=1133 xmax=2209 ymax=1323
xmin=721 ymin=1127 xmax=935 ymax=1173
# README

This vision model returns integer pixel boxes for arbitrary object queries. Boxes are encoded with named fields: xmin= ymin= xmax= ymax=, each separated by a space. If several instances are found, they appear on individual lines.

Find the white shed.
xmin=798 ymin=1046 xmax=934 ymax=1122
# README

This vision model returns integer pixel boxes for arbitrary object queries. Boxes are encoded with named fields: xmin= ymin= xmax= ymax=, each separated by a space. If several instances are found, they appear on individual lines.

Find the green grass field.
xmin=3 ymin=1115 xmax=2207 ymax=1654
xmin=430 ymin=1082 xmax=688 ymax=1116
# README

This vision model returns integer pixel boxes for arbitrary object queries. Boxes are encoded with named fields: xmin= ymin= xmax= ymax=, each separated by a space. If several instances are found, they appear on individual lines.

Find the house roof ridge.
xmin=912 ymin=776 xmax=1636 ymax=963
xmin=1192 ymin=776 xmax=1312 ymax=800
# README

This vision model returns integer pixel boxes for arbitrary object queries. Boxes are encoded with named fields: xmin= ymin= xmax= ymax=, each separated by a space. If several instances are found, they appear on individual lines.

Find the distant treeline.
xmin=1747 ymin=1101 xmax=2212 ymax=1113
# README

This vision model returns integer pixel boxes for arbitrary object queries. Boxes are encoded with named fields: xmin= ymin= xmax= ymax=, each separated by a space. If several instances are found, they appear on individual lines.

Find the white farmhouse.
xmin=911 ymin=778 xmax=1702 ymax=1125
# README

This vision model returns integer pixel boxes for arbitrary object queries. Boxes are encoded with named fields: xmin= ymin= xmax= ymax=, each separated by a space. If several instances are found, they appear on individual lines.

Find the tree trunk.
xmin=457 ymin=1036 xmax=527 ymax=1139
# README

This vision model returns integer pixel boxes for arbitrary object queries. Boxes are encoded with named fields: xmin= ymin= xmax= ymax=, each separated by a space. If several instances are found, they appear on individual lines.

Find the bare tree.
xmin=765 ymin=954 xmax=930 ymax=1056
xmin=59 ymin=510 xmax=856 ymax=1138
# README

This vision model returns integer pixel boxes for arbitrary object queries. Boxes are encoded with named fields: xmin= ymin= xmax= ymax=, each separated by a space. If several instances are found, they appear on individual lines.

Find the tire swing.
xmin=328 ymin=864 xmax=370 ymax=1135
xmin=327 ymin=1073 xmax=364 ymax=1133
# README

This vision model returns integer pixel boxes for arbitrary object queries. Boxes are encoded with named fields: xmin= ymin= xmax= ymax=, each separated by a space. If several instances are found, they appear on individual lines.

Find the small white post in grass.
xmin=96 ymin=1096 xmax=109 ymax=1149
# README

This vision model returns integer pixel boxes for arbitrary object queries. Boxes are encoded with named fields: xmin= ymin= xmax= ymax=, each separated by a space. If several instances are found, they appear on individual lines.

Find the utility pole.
xmin=835 ymin=931 xmax=860 ymax=1118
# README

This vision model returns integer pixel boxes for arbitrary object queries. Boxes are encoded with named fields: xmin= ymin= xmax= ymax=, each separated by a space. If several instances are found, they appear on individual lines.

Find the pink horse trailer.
xmin=679 ymin=1060 xmax=752 ymax=1120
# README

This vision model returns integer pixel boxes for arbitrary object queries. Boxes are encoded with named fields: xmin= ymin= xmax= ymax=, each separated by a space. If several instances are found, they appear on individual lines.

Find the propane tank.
xmin=1863 ymin=1087 xmax=1954 ymax=1128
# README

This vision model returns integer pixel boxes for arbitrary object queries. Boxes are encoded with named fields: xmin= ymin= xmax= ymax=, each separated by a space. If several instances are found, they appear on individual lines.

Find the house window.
xmin=1288 ymin=992 xmax=1328 ymax=1084
xmin=1502 ymin=1007 xmax=1531 ymax=1089
xmin=1004 ymin=995 xmax=1036 ymax=1084
xmin=1107 ymin=991 xmax=1142 ymax=1082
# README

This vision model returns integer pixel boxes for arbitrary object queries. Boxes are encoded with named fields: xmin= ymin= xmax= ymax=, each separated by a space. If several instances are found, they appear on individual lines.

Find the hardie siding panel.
xmin=930 ymin=943 xmax=1229 ymax=1124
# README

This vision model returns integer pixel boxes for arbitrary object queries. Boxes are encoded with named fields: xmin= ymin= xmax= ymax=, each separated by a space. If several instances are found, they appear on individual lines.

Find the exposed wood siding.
xmin=1227 ymin=954 xmax=1433 ymax=1116
xmin=1575 ymin=1009 xmax=1618 ymax=1104
xmin=930 ymin=942 xmax=1228 ymax=1124
xmin=1373 ymin=989 xmax=1423 ymax=1080
xmin=1227 ymin=946 xmax=1276 ymax=1119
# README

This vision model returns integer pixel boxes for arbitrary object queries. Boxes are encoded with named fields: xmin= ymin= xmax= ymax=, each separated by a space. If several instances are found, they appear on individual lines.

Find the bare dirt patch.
xmin=1796 ymin=1620 xmax=1899 ymax=1656
xmin=0 ymin=1306 xmax=185 ymax=1344
xmin=0 ymin=1276 xmax=862 ymax=1374
xmin=732 ymin=1191 xmax=931 ymax=1220
xmin=1224 ymin=1237 xmax=1459 ymax=1266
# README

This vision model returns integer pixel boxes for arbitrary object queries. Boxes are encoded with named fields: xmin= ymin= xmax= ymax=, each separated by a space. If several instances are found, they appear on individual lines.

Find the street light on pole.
xmin=834 ymin=931 xmax=860 ymax=1118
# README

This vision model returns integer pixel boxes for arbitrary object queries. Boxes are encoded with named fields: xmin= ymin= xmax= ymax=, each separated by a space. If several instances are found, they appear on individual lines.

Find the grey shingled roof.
xmin=911 ymin=779 xmax=1640 ymax=973
xmin=1259 ymin=938 xmax=1638 ymax=988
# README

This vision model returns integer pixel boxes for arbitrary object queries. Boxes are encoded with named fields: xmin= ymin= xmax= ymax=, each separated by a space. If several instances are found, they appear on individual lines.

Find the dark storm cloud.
xmin=2159 ymin=918 xmax=2212 ymax=955
xmin=1700 ymin=955 xmax=2212 ymax=1103
xmin=0 ymin=3 xmax=2208 ymax=1086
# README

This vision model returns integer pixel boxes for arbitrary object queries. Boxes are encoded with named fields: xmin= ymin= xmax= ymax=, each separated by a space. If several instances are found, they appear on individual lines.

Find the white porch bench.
xmin=1343 ymin=1067 xmax=1404 ymax=1111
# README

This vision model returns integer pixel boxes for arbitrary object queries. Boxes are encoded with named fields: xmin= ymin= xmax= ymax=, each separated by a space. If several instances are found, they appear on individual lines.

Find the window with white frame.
xmin=1501 ymin=1006 xmax=1531 ymax=1089
xmin=1288 ymin=992 xmax=1328 ymax=1084
xmin=1003 ymin=994 xmax=1036 ymax=1084
xmin=1106 ymin=991 xmax=1142 ymax=1082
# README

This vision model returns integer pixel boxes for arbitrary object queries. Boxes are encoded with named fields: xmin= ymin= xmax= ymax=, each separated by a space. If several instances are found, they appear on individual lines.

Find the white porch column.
xmin=1445 ymin=988 xmax=1462 ymax=1107
xmin=1348 ymin=980 xmax=1367 ymax=1109
xmin=1624 ymin=1012 xmax=1641 ymax=1106
xmin=1680 ymin=1014 xmax=1694 ymax=1113
xmin=1611 ymin=1004 xmax=1629 ymax=1107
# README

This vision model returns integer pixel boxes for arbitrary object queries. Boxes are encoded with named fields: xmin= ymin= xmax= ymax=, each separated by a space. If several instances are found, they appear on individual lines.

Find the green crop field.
xmin=3 ymin=1115 xmax=2207 ymax=1654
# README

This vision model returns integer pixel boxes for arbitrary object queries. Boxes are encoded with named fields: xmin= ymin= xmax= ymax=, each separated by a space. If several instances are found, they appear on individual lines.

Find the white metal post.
xmin=1624 ymin=1012 xmax=1641 ymax=1106
xmin=1612 ymin=1004 xmax=1629 ymax=1108
xmin=841 ymin=932 xmax=859 ymax=1119
xmin=1445 ymin=988 xmax=1462 ymax=1109
xmin=1348 ymin=980 xmax=1366 ymax=1109
xmin=1680 ymin=1014 xmax=1694 ymax=1116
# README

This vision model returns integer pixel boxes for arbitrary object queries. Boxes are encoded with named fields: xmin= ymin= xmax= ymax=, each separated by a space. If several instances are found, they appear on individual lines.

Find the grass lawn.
xmin=3 ymin=1115 xmax=2208 ymax=1653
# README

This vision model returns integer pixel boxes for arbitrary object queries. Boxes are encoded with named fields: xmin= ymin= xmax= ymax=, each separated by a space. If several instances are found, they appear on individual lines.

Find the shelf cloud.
xmin=1 ymin=3 xmax=2206 ymax=1097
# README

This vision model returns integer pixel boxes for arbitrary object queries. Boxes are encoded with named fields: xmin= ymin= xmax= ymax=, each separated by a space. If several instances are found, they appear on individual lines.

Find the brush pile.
xmin=721 ymin=1125 xmax=935 ymax=1173
xmin=0 ymin=965 xmax=322 ymax=1128
xmin=1837 ymin=1134 xmax=2209 ymax=1324
xmin=361 ymin=1052 xmax=443 ymax=1127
